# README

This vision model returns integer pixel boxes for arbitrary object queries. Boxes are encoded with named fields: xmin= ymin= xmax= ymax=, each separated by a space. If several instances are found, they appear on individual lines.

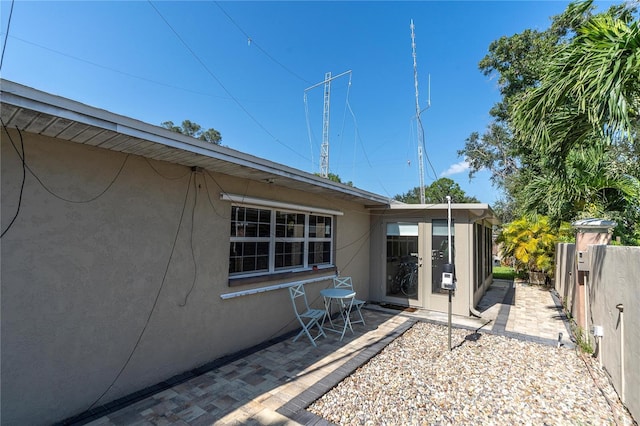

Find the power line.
xmin=147 ymin=1 xmax=308 ymax=162
xmin=213 ymin=1 xmax=311 ymax=84
xmin=0 ymin=0 xmax=15 ymax=71
xmin=303 ymin=92 xmax=317 ymax=170
xmin=7 ymin=35 xmax=233 ymax=101
xmin=345 ymin=99 xmax=393 ymax=198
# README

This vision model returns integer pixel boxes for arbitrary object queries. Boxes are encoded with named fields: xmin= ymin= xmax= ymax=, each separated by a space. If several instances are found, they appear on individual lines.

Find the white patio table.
xmin=320 ymin=287 xmax=356 ymax=341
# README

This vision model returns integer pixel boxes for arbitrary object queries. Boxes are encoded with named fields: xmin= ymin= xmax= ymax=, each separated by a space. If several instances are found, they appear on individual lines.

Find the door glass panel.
xmin=386 ymin=222 xmax=419 ymax=298
xmin=432 ymin=219 xmax=455 ymax=294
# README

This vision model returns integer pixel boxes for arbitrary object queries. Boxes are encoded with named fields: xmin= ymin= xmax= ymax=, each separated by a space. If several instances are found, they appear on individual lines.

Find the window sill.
xmin=228 ymin=266 xmax=337 ymax=287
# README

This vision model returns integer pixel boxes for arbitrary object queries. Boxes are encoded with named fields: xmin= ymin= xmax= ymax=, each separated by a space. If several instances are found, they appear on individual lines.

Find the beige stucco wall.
xmin=555 ymin=243 xmax=639 ymax=420
xmin=588 ymin=245 xmax=640 ymax=421
xmin=1 ymin=130 xmax=371 ymax=425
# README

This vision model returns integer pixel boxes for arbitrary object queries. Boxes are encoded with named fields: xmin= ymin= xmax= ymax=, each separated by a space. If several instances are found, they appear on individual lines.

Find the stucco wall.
xmin=588 ymin=245 xmax=640 ymax=421
xmin=555 ymin=243 xmax=639 ymax=421
xmin=1 ymin=130 xmax=371 ymax=425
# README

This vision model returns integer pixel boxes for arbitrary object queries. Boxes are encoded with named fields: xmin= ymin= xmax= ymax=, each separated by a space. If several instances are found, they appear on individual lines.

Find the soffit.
xmin=1 ymin=80 xmax=390 ymax=207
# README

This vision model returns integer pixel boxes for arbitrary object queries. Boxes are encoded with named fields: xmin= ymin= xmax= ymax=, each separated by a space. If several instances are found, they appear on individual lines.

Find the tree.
xmin=314 ymin=172 xmax=353 ymax=186
xmin=394 ymin=177 xmax=480 ymax=204
xmin=510 ymin=3 xmax=640 ymax=242
xmin=161 ymin=120 xmax=222 ymax=145
xmin=458 ymin=3 xmax=595 ymax=218
xmin=497 ymin=215 xmax=573 ymax=280
xmin=517 ymin=146 xmax=639 ymax=223
xmin=460 ymin=0 xmax=640 ymax=244
xmin=512 ymin=9 xmax=640 ymax=163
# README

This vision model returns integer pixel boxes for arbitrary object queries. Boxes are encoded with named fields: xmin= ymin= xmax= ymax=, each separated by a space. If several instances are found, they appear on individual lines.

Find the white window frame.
xmin=226 ymin=195 xmax=340 ymax=278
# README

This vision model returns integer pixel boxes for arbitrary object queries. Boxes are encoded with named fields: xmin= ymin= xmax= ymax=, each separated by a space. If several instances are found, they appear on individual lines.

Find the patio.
xmin=73 ymin=281 xmax=632 ymax=425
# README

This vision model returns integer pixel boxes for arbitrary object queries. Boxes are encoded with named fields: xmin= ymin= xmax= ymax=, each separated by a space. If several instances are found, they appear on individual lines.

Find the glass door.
xmin=431 ymin=219 xmax=455 ymax=295
xmin=385 ymin=222 xmax=419 ymax=299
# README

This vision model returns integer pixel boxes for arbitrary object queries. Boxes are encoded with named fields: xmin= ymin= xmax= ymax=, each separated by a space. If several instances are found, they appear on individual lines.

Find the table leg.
xmin=321 ymin=296 xmax=334 ymax=329
xmin=339 ymin=297 xmax=354 ymax=340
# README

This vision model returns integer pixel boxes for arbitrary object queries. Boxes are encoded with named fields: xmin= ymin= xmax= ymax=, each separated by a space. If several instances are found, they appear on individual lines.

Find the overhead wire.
xmin=303 ymin=92 xmax=316 ymax=170
xmin=8 ymin=35 xmax=233 ymax=101
xmin=147 ymin=1 xmax=308 ymax=162
xmin=212 ymin=1 xmax=310 ymax=85
xmin=336 ymin=76 xmax=352 ymax=176
xmin=345 ymin=98 xmax=393 ymax=198
xmin=0 ymin=0 xmax=15 ymax=71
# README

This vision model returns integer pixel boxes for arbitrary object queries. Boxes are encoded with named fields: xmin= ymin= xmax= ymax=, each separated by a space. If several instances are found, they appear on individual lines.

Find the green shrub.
xmin=573 ymin=325 xmax=594 ymax=354
xmin=497 ymin=215 xmax=573 ymax=278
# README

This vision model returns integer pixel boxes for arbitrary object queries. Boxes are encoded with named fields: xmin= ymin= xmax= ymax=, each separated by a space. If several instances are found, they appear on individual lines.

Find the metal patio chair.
xmin=288 ymin=283 xmax=326 ymax=346
xmin=333 ymin=276 xmax=366 ymax=325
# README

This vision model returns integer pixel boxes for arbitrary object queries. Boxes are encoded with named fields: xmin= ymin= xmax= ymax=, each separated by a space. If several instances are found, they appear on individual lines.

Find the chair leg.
xmin=302 ymin=326 xmax=318 ymax=347
xmin=292 ymin=329 xmax=306 ymax=343
xmin=352 ymin=305 xmax=365 ymax=325
xmin=315 ymin=319 xmax=327 ymax=338
xmin=294 ymin=318 xmax=326 ymax=347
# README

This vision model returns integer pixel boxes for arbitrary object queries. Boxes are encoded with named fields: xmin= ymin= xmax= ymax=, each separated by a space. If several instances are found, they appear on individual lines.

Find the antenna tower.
xmin=411 ymin=19 xmax=428 ymax=204
xmin=304 ymin=70 xmax=352 ymax=178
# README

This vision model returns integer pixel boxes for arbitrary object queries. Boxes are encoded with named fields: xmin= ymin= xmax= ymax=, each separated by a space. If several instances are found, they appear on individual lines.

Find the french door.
xmin=385 ymin=222 xmax=420 ymax=300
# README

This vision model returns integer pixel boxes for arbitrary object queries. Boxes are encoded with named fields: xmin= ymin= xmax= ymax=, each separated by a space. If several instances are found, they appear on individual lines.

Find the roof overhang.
xmin=0 ymin=79 xmax=391 ymax=208
xmin=370 ymin=202 xmax=501 ymax=225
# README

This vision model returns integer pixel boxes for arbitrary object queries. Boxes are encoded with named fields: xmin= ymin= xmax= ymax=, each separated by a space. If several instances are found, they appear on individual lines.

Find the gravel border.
xmin=308 ymin=322 xmax=635 ymax=425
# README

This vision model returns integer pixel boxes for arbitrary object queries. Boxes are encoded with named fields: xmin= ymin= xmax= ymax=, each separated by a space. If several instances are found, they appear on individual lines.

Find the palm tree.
xmin=511 ymin=5 xmax=640 ymax=244
xmin=517 ymin=145 xmax=640 ymax=223
xmin=512 ymin=10 xmax=640 ymax=162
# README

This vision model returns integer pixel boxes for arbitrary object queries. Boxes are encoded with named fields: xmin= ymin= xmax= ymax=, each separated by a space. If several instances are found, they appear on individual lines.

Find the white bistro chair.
xmin=288 ymin=284 xmax=326 ymax=346
xmin=332 ymin=276 xmax=366 ymax=325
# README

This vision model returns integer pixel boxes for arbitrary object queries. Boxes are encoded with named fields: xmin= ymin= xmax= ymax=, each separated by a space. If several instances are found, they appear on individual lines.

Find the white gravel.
xmin=308 ymin=322 xmax=634 ymax=425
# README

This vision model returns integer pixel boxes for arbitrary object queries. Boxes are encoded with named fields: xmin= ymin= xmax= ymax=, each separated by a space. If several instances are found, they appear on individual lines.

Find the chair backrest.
xmin=289 ymin=283 xmax=310 ymax=314
xmin=333 ymin=276 xmax=354 ymax=290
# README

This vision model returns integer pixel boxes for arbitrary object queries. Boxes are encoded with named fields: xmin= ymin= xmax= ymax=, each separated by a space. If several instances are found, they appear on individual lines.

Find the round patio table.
xmin=320 ymin=288 xmax=356 ymax=340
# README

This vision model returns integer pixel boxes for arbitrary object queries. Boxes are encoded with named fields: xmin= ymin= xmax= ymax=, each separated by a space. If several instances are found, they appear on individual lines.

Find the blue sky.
xmin=1 ymin=1 xmax=610 ymax=204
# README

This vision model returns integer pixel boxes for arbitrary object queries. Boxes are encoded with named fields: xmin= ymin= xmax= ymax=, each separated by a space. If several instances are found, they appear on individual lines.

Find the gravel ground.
xmin=309 ymin=322 xmax=635 ymax=426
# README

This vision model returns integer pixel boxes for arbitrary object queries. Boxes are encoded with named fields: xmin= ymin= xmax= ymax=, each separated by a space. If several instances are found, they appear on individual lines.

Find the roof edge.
xmin=1 ymin=79 xmax=391 ymax=206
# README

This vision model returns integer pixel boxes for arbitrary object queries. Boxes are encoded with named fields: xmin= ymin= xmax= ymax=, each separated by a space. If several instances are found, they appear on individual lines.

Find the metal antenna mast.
xmin=304 ymin=70 xmax=352 ymax=178
xmin=411 ymin=19 xmax=428 ymax=204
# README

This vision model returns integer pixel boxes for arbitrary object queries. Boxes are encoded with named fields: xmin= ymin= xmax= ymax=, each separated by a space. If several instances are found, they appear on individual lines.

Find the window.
xmin=230 ymin=206 xmax=271 ymax=275
xmin=308 ymin=215 xmax=332 ymax=265
xmin=230 ymin=206 xmax=333 ymax=277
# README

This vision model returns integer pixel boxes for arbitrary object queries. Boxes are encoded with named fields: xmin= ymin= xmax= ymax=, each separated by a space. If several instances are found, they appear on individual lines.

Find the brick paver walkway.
xmin=71 ymin=281 xmax=574 ymax=426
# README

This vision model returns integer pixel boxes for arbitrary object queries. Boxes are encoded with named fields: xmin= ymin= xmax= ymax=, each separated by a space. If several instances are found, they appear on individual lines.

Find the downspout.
xmin=470 ymin=305 xmax=483 ymax=318
xmin=584 ymin=273 xmax=589 ymax=347
xmin=616 ymin=303 xmax=625 ymax=403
